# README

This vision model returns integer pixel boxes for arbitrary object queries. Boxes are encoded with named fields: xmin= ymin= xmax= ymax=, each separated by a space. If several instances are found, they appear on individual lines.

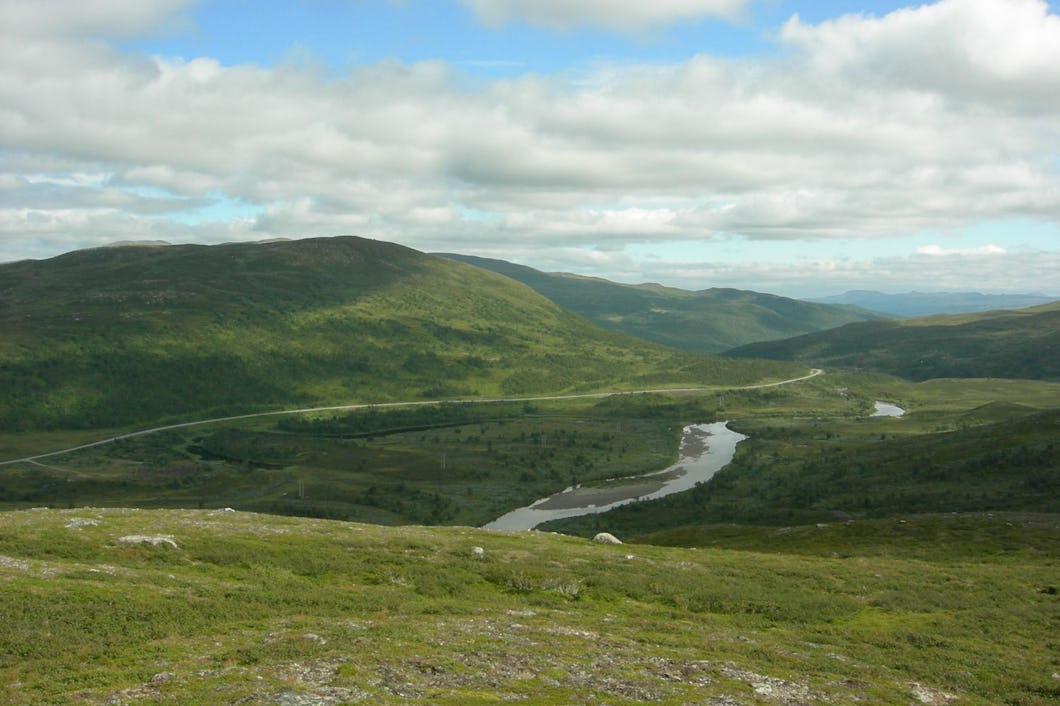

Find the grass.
xmin=636 ymin=513 xmax=1060 ymax=560
xmin=0 ymin=507 xmax=1056 ymax=705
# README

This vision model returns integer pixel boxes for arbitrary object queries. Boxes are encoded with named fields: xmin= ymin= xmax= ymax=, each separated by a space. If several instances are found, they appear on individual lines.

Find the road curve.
xmin=1 ymin=369 xmax=822 ymax=466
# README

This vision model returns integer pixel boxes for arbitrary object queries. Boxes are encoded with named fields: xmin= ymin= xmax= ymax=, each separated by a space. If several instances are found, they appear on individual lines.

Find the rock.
xmin=592 ymin=532 xmax=622 ymax=545
xmin=909 ymin=681 xmax=959 ymax=704
xmin=470 ymin=546 xmax=485 ymax=559
xmin=0 ymin=555 xmax=30 ymax=571
xmin=116 ymin=535 xmax=179 ymax=549
xmin=65 ymin=518 xmax=99 ymax=529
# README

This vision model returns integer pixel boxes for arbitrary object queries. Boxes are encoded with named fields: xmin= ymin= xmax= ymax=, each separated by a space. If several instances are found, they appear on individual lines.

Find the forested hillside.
xmin=725 ymin=301 xmax=1060 ymax=381
xmin=0 ymin=237 xmax=797 ymax=431
xmin=440 ymin=254 xmax=887 ymax=353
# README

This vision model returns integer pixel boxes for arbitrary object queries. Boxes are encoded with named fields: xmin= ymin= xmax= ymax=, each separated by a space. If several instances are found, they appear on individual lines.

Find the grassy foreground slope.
xmin=1 ymin=507 xmax=1056 ymax=705
xmin=726 ymin=301 xmax=1060 ymax=381
xmin=0 ymin=237 xmax=797 ymax=432
xmin=439 ymin=254 xmax=887 ymax=354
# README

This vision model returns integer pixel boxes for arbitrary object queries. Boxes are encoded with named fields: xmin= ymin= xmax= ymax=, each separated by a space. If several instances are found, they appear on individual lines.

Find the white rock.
xmin=909 ymin=681 xmax=958 ymax=704
xmin=116 ymin=535 xmax=179 ymax=549
xmin=470 ymin=546 xmax=485 ymax=559
xmin=592 ymin=532 xmax=622 ymax=545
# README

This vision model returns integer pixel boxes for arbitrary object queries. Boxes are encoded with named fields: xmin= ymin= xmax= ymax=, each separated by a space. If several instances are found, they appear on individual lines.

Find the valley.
xmin=1 ymin=237 xmax=1056 ymax=705
xmin=1 ymin=238 xmax=1054 ymax=533
xmin=440 ymin=254 xmax=889 ymax=354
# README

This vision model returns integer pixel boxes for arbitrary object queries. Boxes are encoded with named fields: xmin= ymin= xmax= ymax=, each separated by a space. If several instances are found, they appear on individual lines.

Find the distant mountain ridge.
xmin=438 ymin=254 xmax=888 ymax=354
xmin=726 ymin=301 xmax=1060 ymax=381
xmin=810 ymin=290 xmax=1055 ymax=317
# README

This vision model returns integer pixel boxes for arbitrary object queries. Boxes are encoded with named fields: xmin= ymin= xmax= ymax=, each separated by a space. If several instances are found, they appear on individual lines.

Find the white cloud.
xmin=780 ymin=0 xmax=1060 ymax=112
xmin=458 ymin=0 xmax=748 ymax=31
xmin=0 ymin=0 xmax=193 ymax=39
xmin=0 ymin=0 xmax=1058 ymax=296
xmin=628 ymin=249 xmax=1060 ymax=297
xmin=916 ymin=244 xmax=1007 ymax=256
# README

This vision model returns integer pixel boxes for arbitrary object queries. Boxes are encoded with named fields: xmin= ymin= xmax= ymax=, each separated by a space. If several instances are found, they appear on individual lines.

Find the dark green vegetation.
xmin=543 ymin=399 xmax=1059 ymax=537
xmin=440 ymin=254 xmax=887 ymax=354
xmin=0 ymin=399 xmax=683 ymax=527
xmin=541 ymin=374 xmax=1060 ymax=538
xmin=726 ymin=301 xmax=1060 ymax=381
xmin=1 ymin=508 xmax=1056 ymax=705
xmin=5 ymin=371 xmax=1056 ymax=542
xmin=811 ymin=289 xmax=1057 ymax=316
xmin=0 ymin=237 xmax=799 ymax=431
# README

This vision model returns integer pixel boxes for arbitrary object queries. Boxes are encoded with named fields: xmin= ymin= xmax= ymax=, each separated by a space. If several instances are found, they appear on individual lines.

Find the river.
xmin=484 ymin=421 xmax=748 ymax=531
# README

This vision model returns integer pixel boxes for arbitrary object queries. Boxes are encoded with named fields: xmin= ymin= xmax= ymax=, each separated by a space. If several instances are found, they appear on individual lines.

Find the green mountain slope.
xmin=725 ymin=301 xmax=1060 ymax=381
xmin=1 ymin=507 xmax=1055 ymax=705
xmin=0 ymin=237 xmax=797 ymax=431
xmin=438 ymin=254 xmax=888 ymax=354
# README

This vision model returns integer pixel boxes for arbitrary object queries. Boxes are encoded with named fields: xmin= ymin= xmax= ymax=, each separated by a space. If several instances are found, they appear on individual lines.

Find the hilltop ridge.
xmin=810 ymin=289 xmax=1056 ymax=316
xmin=726 ymin=300 xmax=1060 ymax=381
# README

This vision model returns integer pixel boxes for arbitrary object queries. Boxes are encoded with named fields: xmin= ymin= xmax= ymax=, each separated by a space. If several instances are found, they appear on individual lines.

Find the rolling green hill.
xmin=0 ymin=237 xmax=798 ymax=432
xmin=725 ymin=301 xmax=1060 ymax=381
xmin=438 ymin=254 xmax=888 ymax=354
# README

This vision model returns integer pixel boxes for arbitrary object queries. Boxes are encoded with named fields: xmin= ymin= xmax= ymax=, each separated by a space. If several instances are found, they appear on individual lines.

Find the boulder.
xmin=592 ymin=532 xmax=622 ymax=545
xmin=116 ymin=535 xmax=179 ymax=549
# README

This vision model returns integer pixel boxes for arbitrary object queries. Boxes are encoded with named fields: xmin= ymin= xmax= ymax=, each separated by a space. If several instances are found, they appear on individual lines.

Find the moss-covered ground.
xmin=1 ymin=508 xmax=1056 ymax=705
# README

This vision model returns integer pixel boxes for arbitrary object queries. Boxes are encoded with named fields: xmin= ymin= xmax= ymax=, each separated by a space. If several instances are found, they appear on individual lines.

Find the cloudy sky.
xmin=2 ymin=0 xmax=1058 ymax=297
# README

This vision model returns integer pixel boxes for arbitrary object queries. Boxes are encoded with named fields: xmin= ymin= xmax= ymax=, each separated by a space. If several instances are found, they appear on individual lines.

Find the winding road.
xmin=0 ymin=369 xmax=822 ymax=466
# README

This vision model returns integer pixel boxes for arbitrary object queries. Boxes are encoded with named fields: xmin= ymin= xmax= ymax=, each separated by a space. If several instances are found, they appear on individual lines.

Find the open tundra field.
xmin=0 ymin=507 xmax=1057 ymax=705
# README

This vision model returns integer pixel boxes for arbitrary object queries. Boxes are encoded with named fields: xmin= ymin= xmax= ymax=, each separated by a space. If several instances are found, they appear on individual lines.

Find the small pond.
xmin=871 ymin=401 xmax=905 ymax=417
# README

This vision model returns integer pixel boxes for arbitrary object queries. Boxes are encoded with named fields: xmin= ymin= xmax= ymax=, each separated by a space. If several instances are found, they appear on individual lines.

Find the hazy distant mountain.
xmin=726 ymin=301 xmax=1060 ymax=381
xmin=809 ymin=290 xmax=1055 ymax=317
xmin=439 ymin=254 xmax=888 ymax=354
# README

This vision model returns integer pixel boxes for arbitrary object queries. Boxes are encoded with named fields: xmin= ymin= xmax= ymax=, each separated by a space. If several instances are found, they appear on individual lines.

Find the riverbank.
xmin=485 ymin=421 xmax=747 ymax=531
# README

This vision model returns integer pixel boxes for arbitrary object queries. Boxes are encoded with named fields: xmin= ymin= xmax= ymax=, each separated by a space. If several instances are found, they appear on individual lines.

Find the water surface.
xmin=485 ymin=421 xmax=747 ymax=531
xmin=871 ymin=401 xmax=905 ymax=417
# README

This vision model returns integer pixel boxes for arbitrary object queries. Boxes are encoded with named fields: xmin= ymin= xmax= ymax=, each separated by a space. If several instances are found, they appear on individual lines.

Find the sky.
xmin=2 ymin=0 xmax=1059 ymax=298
